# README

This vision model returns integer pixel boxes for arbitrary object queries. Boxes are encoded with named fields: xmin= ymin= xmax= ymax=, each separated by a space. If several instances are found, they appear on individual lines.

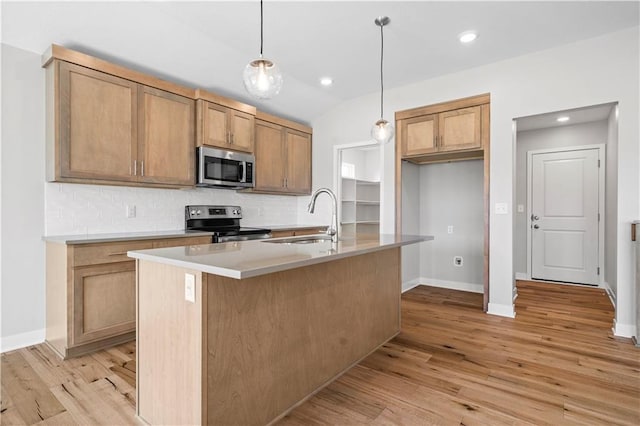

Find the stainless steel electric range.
xmin=185 ymin=205 xmax=271 ymax=243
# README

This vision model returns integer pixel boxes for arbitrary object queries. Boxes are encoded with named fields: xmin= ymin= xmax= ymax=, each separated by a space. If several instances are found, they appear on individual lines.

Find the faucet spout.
xmin=308 ymin=188 xmax=339 ymax=243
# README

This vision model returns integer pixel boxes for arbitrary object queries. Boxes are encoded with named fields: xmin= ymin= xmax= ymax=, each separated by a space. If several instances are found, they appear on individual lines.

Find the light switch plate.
xmin=517 ymin=204 xmax=524 ymax=213
xmin=447 ymin=225 xmax=454 ymax=234
xmin=495 ymin=203 xmax=509 ymax=214
xmin=185 ymin=273 xmax=195 ymax=303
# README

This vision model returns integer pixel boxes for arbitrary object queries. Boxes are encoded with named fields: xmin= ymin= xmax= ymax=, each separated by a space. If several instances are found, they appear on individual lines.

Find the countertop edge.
xmin=43 ymin=231 xmax=214 ymax=245
xmin=128 ymin=236 xmax=432 ymax=280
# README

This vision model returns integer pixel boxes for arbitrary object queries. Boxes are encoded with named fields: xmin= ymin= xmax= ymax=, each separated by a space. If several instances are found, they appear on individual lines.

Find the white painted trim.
xmin=402 ymin=278 xmax=422 ymax=293
xmin=419 ymin=277 xmax=483 ymax=294
xmin=487 ymin=302 xmax=516 ymax=318
xmin=513 ymin=286 xmax=519 ymax=302
xmin=1 ymin=328 xmax=45 ymax=353
xmin=603 ymin=281 xmax=616 ymax=309
xmin=515 ymin=272 xmax=529 ymax=281
xmin=613 ymin=320 xmax=636 ymax=338
xmin=526 ymin=144 xmax=606 ymax=286
xmin=332 ymin=140 xmax=382 ymax=235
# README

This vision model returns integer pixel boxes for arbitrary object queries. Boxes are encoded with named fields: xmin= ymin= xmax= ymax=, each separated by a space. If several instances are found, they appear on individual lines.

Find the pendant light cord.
xmin=260 ymin=0 xmax=264 ymax=57
xmin=379 ymin=22 xmax=384 ymax=120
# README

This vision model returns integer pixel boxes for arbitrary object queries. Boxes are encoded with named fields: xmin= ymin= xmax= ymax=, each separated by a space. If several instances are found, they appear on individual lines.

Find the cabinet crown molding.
xmin=195 ymin=89 xmax=256 ymax=115
xmin=256 ymin=111 xmax=312 ymax=134
xmin=395 ymin=93 xmax=490 ymax=121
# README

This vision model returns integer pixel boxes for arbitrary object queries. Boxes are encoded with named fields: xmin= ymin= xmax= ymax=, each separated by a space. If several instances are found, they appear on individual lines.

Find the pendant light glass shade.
xmin=371 ymin=118 xmax=394 ymax=145
xmin=244 ymin=0 xmax=283 ymax=99
xmin=371 ymin=16 xmax=393 ymax=145
xmin=243 ymin=57 xmax=283 ymax=99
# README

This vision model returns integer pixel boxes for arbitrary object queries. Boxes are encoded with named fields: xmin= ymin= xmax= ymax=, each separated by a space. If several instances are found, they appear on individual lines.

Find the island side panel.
xmin=136 ymin=260 xmax=205 ymax=425
xmin=205 ymin=247 xmax=401 ymax=426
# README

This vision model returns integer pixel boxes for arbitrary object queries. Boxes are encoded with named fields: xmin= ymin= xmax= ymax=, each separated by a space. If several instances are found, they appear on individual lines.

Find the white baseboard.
xmin=402 ymin=278 xmax=422 ymax=293
xmin=419 ymin=277 xmax=483 ymax=294
xmin=487 ymin=302 xmax=516 ymax=318
xmin=1 ymin=328 xmax=45 ymax=353
xmin=602 ymin=281 xmax=616 ymax=309
xmin=613 ymin=320 xmax=636 ymax=339
xmin=515 ymin=272 xmax=529 ymax=281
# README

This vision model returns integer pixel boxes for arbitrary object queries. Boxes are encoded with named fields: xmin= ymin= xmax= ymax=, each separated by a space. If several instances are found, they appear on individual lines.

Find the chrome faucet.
xmin=307 ymin=188 xmax=339 ymax=243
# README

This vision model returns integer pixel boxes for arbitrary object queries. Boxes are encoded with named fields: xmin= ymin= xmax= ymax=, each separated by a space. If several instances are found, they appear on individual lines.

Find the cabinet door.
xmin=138 ymin=86 xmax=195 ymax=186
xmin=438 ymin=106 xmax=482 ymax=152
xmin=401 ymin=114 xmax=438 ymax=157
xmin=229 ymin=110 xmax=255 ymax=153
xmin=200 ymin=100 xmax=230 ymax=149
xmin=72 ymin=262 xmax=136 ymax=345
xmin=59 ymin=62 xmax=137 ymax=181
xmin=285 ymin=130 xmax=312 ymax=194
xmin=254 ymin=120 xmax=286 ymax=192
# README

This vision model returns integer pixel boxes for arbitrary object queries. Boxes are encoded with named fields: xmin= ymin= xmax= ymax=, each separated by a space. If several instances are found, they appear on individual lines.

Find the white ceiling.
xmin=2 ymin=1 xmax=638 ymax=124
xmin=516 ymin=103 xmax=615 ymax=132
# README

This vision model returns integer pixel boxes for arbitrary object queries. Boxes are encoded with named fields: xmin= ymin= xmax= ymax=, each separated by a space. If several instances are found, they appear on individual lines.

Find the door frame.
xmin=333 ymin=141 xmax=383 ymax=234
xmin=525 ymin=144 xmax=605 ymax=286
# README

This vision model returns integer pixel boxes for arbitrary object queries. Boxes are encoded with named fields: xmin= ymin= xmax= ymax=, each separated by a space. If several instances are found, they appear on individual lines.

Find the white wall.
xmin=1 ymin=44 xmax=46 ymax=350
xmin=401 ymin=161 xmax=420 ymax=290
xmin=310 ymin=27 xmax=639 ymax=330
xmin=0 ymin=44 xmax=300 ymax=350
xmin=514 ymin=120 xmax=609 ymax=275
xmin=340 ymin=147 xmax=380 ymax=182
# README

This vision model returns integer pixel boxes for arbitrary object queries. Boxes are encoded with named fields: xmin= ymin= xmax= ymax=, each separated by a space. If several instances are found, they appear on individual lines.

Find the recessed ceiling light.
xmin=557 ymin=116 xmax=570 ymax=122
xmin=459 ymin=31 xmax=477 ymax=44
xmin=320 ymin=77 xmax=333 ymax=86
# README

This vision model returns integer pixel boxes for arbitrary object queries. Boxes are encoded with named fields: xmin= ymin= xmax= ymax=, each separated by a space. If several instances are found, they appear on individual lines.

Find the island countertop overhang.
xmin=128 ymin=234 xmax=432 ymax=279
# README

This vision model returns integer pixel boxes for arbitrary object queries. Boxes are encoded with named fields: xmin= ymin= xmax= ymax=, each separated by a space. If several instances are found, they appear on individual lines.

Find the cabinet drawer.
xmin=73 ymin=240 xmax=154 ymax=266
xmin=153 ymin=236 xmax=212 ymax=248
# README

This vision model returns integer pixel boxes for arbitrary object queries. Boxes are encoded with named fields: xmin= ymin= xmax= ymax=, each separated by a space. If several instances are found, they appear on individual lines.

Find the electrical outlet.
xmin=126 ymin=205 xmax=136 ymax=218
xmin=495 ymin=203 xmax=508 ymax=214
xmin=185 ymin=273 xmax=195 ymax=303
xmin=447 ymin=225 xmax=454 ymax=234
xmin=454 ymin=256 xmax=463 ymax=267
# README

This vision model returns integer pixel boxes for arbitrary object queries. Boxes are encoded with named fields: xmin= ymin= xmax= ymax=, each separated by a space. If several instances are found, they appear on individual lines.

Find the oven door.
xmin=197 ymin=147 xmax=254 ymax=188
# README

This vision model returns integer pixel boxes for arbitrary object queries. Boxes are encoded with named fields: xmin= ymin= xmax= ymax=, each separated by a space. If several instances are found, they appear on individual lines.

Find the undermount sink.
xmin=263 ymin=235 xmax=332 ymax=245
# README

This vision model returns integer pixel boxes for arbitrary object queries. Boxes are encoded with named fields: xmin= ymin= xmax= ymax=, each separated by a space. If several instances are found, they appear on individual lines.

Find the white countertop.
xmin=43 ymin=230 xmax=214 ymax=244
xmin=128 ymin=234 xmax=433 ymax=279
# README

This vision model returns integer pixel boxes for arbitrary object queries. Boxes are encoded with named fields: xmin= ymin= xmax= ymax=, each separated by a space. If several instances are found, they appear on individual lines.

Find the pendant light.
xmin=371 ymin=16 xmax=394 ymax=145
xmin=243 ymin=0 xmax=283 ymax=99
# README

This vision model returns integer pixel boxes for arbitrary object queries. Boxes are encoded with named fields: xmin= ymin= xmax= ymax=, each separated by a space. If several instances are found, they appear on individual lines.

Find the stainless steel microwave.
xmin=196 ymin=146 xmax=255 ymax=189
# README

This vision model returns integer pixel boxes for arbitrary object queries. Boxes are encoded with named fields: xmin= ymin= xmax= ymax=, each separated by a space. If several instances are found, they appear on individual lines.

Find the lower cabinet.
xmin=45 ymin=235 xmax=212 ymax=358
xmin=270 ymin=227 xmax=325 ymax=239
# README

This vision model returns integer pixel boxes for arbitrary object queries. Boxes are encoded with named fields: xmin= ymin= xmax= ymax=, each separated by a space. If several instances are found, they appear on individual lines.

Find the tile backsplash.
xmin=45 ymin=183 xmax=300 ymax=236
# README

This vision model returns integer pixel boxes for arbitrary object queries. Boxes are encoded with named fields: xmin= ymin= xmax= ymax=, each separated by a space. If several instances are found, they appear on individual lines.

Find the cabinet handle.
xmin=133 ymin=160 xmax=137 ymax=176
xmin=141 ymin=161 xmax=144 ymax=177
xmin=230 ymin=133 xmax=234 ymax=144
xmin=227 ymin=131 xmax=231 ymax=144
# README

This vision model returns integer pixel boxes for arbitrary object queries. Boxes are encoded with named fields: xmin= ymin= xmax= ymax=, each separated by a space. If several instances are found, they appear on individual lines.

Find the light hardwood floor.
xmin=2 ymin=281 xmax=638 ymax=425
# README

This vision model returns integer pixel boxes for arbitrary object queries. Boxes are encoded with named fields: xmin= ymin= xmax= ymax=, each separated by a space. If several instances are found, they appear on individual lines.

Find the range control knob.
xmin=196 ymin=210 xmax=202 ymax=215
xmin=233 ymin=209 xmax=240 ymax=215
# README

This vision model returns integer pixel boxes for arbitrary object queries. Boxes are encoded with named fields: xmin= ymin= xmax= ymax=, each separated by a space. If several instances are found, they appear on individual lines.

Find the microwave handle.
xmin=240 ymin=162 xmax=246 ymax=183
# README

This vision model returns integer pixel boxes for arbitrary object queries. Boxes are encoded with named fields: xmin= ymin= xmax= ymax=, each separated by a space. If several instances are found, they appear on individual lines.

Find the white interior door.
xmin=531 ymin=149 xmax=599 ymax=285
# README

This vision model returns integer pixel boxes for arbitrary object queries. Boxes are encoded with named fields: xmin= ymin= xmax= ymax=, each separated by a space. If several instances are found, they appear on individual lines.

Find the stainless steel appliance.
xmin=185 ymin=205 xmax=271 ymax=243
xmin=196 ymin=146 xmax=255 ymax=189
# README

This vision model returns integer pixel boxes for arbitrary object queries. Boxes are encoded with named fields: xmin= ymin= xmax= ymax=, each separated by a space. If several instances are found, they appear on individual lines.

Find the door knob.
xmin=531 ymin=214 xmax=539 ymax=221
xmin=533 ymin=224 xmax=540 ymax=229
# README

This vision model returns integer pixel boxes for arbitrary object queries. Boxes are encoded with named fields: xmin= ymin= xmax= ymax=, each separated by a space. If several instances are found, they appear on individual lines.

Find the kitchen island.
xmin=128 ymin=234 xmax=431 ymax=425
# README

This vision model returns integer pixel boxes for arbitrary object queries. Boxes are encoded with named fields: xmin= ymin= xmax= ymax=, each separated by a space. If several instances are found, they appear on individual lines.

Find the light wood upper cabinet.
xmin=58 ymin=61 xmax=138 ymax=182
xmin=196 ymin=90 xmax=256 ymax=153
xmin=44 ymin=46 xmax=196 ymax=188
xmin=397 ymin=94 xmax=489 ymax=164
xmin=253 ymin=113 xmax=312 ymax=195
xmin=438 ymin=106 xmax=481 ymax=152
xmin=139 ymin=86 xmax=194 ymax=185
xmin=255 ymin=120 xmax=286 ymax=192
xmin=285 ymin=129 xmax=312 ymax=194
xmin=401 ymin=114 xmax=437 ymax=157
